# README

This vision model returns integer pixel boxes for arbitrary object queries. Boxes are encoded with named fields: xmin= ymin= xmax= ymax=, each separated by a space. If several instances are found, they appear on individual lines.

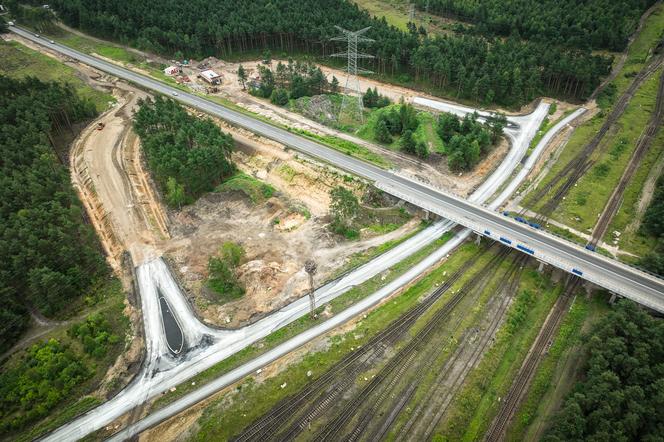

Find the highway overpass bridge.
xmin=11 ymin=26 xmax=664 ymax=312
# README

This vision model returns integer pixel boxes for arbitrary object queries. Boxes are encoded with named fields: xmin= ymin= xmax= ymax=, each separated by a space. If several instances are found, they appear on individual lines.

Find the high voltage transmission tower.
xmin=331 ymin=26 xmax=374 ymax=123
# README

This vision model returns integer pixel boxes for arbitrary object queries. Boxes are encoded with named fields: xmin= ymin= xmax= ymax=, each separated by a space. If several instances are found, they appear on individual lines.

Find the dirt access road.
xmin=71 ymin=83 xmax=167 ymax=267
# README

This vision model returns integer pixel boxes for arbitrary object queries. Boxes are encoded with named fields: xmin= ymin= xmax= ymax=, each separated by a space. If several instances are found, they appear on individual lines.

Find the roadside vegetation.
xmin=273 ymin=66 xmax=505 ymax=169
xmin=544 ymin=300 xmax=664 ymax=441
xmin=0 ymin=40 xmax=113 ymax=111
xmin=603 ymin=128 xmax=664 ymax=264
xmin=132 ymin=97 xmax=236 ymax=207
xmin=0 ymin=280 xmax=129 ymax=440
xmin=638 ymin=174 xmax=664 ymax=274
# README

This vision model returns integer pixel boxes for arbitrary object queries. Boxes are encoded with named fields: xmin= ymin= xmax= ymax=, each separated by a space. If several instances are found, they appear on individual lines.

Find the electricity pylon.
xmin=331 ymin=26 xmax=374 ymax=123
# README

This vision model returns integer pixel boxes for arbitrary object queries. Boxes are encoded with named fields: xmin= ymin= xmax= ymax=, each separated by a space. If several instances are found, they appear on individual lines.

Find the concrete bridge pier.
xmin=475 ymin=233 xmax=481 ymax=245
xmin=538 ymin=261 xmax=545 ymax=272
xmin=609 ymin=292 xmax=619 ymax=304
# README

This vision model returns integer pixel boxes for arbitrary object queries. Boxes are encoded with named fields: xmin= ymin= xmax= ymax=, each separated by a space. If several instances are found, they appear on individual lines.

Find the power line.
xmin=331 ymin=26 xmax=374 ymax=123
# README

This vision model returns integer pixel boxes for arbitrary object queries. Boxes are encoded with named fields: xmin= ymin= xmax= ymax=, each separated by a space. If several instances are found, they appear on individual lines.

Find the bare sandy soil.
xmin=163 ymin=124 xmax=422 ymax=327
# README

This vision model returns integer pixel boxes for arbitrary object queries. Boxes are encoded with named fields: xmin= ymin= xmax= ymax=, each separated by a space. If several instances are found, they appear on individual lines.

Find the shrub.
xmin=69 ymin=313 xmax=120 ymax=358
xmin=0 ymin=339 xmax=92 ymax=433
xmin=270 ymin=88 xmax=289 ymax=106
xmin=207 ymin=242 xmax=246 ymax=303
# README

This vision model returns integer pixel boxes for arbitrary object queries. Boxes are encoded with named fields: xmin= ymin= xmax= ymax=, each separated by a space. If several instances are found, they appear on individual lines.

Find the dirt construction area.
xmin=7 ymin=35 xmax=422 ymax=330
xmin=163 ymin=120 xmax=422 ymax=327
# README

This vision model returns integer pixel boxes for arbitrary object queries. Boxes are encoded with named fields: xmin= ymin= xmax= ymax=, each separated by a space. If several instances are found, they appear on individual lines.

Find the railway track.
xmin=483 ymin=81 xmax=663 ymax=435
xmin=401 ymin=254 xmax=529 ymax=441
xmin=233 ymin=244 xmax=491 ymax=442
xmin=313 ymin=248 xmax=514 ymax=441
xmin=483 ymin=277 xmax=579 ymax=442
xmin=528 ymin=54 xmax=664 ymax=217
xmin=589 ymin=66 xmax=664 ymax=247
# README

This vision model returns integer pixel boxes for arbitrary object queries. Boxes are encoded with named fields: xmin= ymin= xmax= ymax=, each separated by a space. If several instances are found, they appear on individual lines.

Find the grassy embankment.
xmin=525 ymin=4 xmax=664 ymax=257
xmin=602 ymin=126 xmax=664 ymax=261
xmin=0 ymin=40 xmax=113 ymax=110
xmin=216 ymin=172 xmax=276 ymax=204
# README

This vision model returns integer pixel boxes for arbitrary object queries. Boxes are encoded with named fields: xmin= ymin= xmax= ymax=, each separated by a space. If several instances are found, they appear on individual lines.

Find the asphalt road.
xmin=10 ymin=27 xmax=663 ymax=308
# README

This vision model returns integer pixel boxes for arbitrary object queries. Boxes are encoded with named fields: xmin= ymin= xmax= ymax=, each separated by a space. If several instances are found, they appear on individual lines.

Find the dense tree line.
xmin=45 ymin=0 xmax=611 ymax=106
xmin=0 ymin=76 xmax=107 ymax=353
xmin=132 ymin=97 xmax=235 ymax=207
xmin=438 ymin=111 xmax=504 ymax=170
xmin=639 ymin=174 xmax=664 ymax=275
xmin=545 ymin=300 xmax=664 ymax=441
xmin=417 ymin=0 xmax=656 ymax=51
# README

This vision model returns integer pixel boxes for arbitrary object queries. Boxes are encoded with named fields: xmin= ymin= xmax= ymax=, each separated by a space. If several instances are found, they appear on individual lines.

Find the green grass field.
xmin=0 ymin=40 xmax=114 ymax=111
xmin=51 ymin=32 xmax=138 ymax=64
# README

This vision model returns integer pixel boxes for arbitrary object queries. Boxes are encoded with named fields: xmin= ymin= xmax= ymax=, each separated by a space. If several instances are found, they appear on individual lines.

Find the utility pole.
xmin=305 ymin=259 xmax=318 ymax=319
xmin=409 ymin=3 xmax=415 ymax=22
xmin=331 ymin=26 xmax=374 ymax=123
